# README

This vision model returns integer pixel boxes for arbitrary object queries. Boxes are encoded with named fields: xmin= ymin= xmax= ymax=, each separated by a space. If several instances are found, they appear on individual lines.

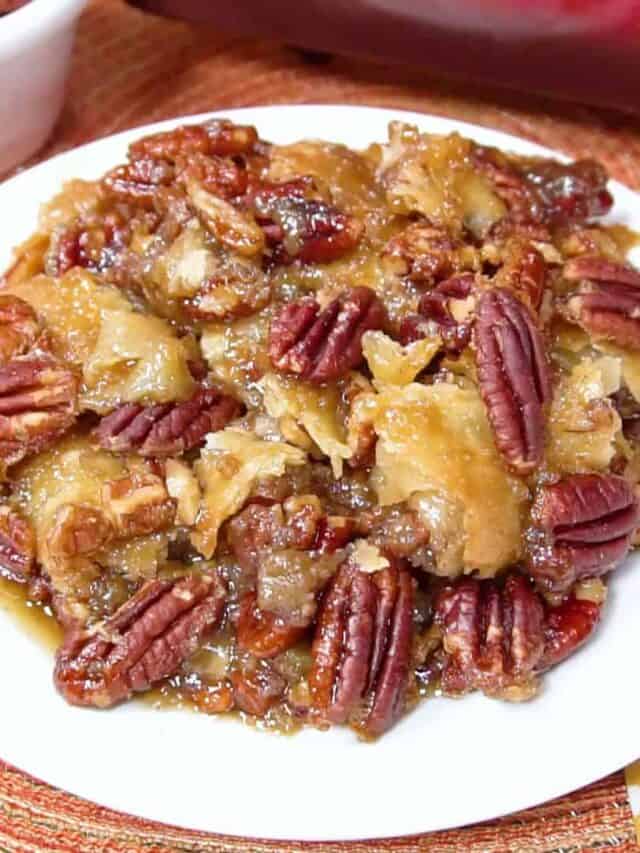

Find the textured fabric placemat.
xmin=2 ymin=1 xmax=640 ymax=849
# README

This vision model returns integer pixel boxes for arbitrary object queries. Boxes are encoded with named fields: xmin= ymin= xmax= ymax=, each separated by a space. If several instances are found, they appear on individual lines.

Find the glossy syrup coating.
xmin=0 ymin=117 xmax=638 ymax=738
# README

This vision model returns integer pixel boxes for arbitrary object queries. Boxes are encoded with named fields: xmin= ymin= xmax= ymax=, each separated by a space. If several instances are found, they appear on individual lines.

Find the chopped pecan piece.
xmin=94 ymin=388 xmax=241 ymax=456
xmin=474 ymin=287 xmax=551 ymax=474
xmin=309 ymin=559 xmax=415 ymax=737
xmin=129 ymin=119 xmax=259 ymax=162
xmin=230 ymin=658 xmax=286 ymax=716
xmin=237 ymin=591 xmax=306 ymax=659
xmin=0 ymin=356 xmax=79 ymax=470
xmin=612 ymin=388 xmax=640 ymax=443
xmin=47 ymin=504 xmax=115 ymax=559
xmin=400 ymin=274 xmax=475 ymax=354
xmin=539 ymin=595 xmax=602 ymax=670
xmin=102 ymin=472 xmax=176 ymax=539
xmin=381 ymin=224 xmax=464 ymax=284
xmin=527 ymin=474 xmax=639 ymax=592
xmin=355 ymin=505 xmax=430 ymax=562
xmin=436 ymin=573 xmax=544 ymax=699
xmin=45 ymin=213 xmax=132 ymax=277
xmin=54 ymin=574 xmax=226 ymax=707
xmin=0 ymin=295 xmax=40 ymax=364
xmin=0 ymin=504 xmax=35 ymax=582
xmin=228 ymin=498 xmax=353 ymax=627
xmin=494 ymin=242 xmax=547 ymax=313
xmin=227 ymin=498 xmax=322 ymax=574
xmin=270 ymin=287 xmax=386 ymax=383
xmin=562 ymin=256 xmax=640 ymax=350
xmin=312 ymin=514 xmax=357 ymax=554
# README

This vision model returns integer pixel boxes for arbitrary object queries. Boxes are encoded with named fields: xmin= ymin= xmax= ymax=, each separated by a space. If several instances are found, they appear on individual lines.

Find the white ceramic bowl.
xmin=0 ymin=0 xmax=87 ymax=173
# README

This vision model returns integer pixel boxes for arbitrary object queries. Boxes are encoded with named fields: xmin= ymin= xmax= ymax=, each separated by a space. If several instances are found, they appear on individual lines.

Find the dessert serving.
xmin=0 ymin=116 xmax=639 ymax=740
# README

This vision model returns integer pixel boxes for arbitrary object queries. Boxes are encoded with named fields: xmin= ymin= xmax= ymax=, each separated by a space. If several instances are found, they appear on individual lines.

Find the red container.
xmin=129 ymin=0 xmax=640 ymax=115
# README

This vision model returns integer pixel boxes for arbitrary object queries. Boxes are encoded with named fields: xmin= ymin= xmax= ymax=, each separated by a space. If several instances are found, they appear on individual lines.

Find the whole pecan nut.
xmin=474 ymin=148 xmax=612 ymax=227
xmin=0 ymin=504 xmax=35 ymax=582
xmin=54 ymin=573 xmax=226 ymax=707
xmin=539 ymin=594 xmax=602 ymax=671
xmin=269 ymin=287 xmax=386 ymax=383
xmin=474 ymin=287 xmax=551 ymax=474
xmin=103 ymin=157 xmax=175 ymax=209
xmin=0 ymin=356 xmax=79 ymax=470
xmin=436 ymin=573 xmax=544 ymax=698
xmin=562 ymin=256 xmax=640 ymax=350
xmin=527 ymin=474 xmax=639 ymax=592
xmin=0 ymin=295 xmax=41 ymax=364
xmin=128 ymin=119 xmax=259 ymax=162
xmin=246 ymin=181 xmax=363 ymax=265
xmin=175 ymin=152 xmax=248 ymax=200
xmin=400 ymin=273 xmax=475 ymax=354
xmin=237 ymin=590 xmax=306 ymax=659
xmin=94 ymin=388 xmax=242 ymax=456
xmin=309 ymin=558 xmax=415 ymax=737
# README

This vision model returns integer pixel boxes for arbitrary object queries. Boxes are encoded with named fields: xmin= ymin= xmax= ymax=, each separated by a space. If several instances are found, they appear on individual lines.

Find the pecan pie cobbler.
xmin=0 ymin=118 xmax=639 ymax=738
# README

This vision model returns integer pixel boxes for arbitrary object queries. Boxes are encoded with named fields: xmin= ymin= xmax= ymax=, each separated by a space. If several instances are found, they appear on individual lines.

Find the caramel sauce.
xmin=0 ymin=577 xmax=62 ymax=651
xmin=608 ymin=224 xmax=640 ymax=256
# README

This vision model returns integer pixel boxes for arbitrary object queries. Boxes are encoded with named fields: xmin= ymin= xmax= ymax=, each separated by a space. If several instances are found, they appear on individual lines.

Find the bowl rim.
xmin=0 ymin=0 xmax=87 ymax=52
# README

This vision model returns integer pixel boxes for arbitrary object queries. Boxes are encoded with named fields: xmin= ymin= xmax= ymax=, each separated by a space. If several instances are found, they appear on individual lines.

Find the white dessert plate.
xmin=0 ymin=105 xmax=639 ymax=842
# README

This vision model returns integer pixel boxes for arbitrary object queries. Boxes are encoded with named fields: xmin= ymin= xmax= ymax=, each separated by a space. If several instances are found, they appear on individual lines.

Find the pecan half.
xmin=527 ymin=474 xmax=639 ymax=592
xmin=539 ymin=595 xmax=602 ymax=670
xmin=475 ymin=148 xmax=612 ymax=227
xmin=0 ymin=357 xmax=79 ymax=470
xmin=54 ymin=574 xmax=226 ymax=707
xmin=309 ymin=559 xmax=415 ymax=737
xmin=521 ymin=159 xmax=613 ymax=227
xmin=436 ymin=573 xmax=544 ymax=698
xmin=102 ymin=472 xmax=176 ymax=539
xmin=0 ymin=295 xmax=40 ymax=364
xmin=0 ymin=504 xmax=35 ymax=582
xmin=175 ymin=152 xmax=248 ymax=200
xmin=562 ymin=256 xmax=640 ymax=350
xmin=474 ymin=287 xmax=551 ymax=474
xmin=237 ymin=590 xmax=306 ymax=659
xmin=129 ymin=119 xmax=258 ymax=162
xmin=94 ymin=388 xmax=241 ymax=456
xmin=103 ymin=157 xmax=175 ymax=209
xmin=270 ymin=287 xmax=386 ymax=383
xmin=400 ymin=274 xmax=475 ymax=354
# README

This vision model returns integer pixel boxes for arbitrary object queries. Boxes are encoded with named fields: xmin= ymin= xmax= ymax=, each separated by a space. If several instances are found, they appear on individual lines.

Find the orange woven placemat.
xmin=3 ymin=1 xmax=640 ymax=850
